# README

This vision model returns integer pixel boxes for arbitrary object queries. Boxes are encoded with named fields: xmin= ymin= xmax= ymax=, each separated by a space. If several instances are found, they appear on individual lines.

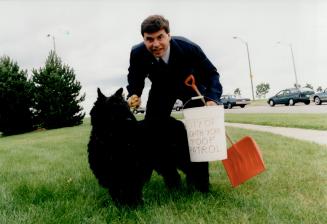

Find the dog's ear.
xmin=114 ymin=88 xmax=124 ymax=97
xmin=97 ymin=88 xmax=106 ymax=100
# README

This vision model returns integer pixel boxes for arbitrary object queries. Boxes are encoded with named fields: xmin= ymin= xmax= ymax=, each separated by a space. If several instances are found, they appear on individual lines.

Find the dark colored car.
xmin=267 ymin=88 xmax=314 ymax=106
xmin=221 ymin=95 xmax=251 ymax=109
xmin=311 ymin=88 xmax=327 ymax=105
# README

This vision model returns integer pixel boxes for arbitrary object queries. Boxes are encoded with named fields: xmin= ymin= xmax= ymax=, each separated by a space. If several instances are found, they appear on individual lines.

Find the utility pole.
xmin=233 ymin=36 xmax=255 ymax=100
xmin=47 ymin=34 xmax=56 ymax=52
xmin=277 ymin=41 xmax=299 ymax=88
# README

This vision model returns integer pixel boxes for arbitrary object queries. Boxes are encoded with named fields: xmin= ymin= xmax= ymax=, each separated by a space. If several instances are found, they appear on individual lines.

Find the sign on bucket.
xmin=183 ymin=105 xmax=227 ymax=162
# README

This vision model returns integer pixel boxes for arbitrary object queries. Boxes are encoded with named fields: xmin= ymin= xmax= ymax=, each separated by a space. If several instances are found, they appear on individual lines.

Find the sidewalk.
xmin=225 ymin=122 xmax=327 ymax=146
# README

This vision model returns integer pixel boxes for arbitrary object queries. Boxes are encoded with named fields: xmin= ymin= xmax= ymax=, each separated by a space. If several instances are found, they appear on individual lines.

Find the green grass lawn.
xmin=169 ymin=112 xmax=327 ymax=130
xmin=1 ymin=121 xmax=327 ymax=223
xmin=225 ymin=113 xmax=327 ymax=130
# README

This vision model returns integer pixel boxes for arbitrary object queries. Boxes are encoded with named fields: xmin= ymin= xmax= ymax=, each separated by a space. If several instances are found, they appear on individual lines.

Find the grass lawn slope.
xmin=225 ymin=113 xmax=327 ymax=130
xmin=1 ymin=121 xmax=326 ymax=224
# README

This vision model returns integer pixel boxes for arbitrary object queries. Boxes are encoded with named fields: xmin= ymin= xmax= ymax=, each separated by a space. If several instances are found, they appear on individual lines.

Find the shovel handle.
xmin=225 ymin=133 xmax=234 ymax=145
xmin=225 ymin=133 xmax=243 ymax=160
xmin=184 ymin=74 xmax=206 ymax=105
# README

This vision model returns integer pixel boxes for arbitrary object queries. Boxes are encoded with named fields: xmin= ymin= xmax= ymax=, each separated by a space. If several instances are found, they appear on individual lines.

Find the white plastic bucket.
xmin=183 ymin=105 xmax=227 ymax=162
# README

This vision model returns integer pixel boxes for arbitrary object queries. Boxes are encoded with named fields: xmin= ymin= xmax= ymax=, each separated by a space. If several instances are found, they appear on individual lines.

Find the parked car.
xmin=132 ymin=100 xmax=183 ymax=114
xmin=311 ymin=88 xmax=327 ymax=105
xmin=267 ymin=88 xmax=314 ymax=106
xmin=220 ymin=95 xmax=251 ymax=109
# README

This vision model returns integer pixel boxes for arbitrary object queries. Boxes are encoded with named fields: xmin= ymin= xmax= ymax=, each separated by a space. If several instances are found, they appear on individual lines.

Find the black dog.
xmin=88 ymin=88 xmax=209 ymax=206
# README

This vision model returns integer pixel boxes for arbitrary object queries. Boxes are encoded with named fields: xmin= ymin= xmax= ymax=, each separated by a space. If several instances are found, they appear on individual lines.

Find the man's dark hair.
xmin=141 ymin=15 xmax=170 ymax=36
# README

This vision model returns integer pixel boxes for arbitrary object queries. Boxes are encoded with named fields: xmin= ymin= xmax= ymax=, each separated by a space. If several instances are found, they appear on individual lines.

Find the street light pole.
xmin=289 ymin=44 xmax=299 ymax=88
xmin=47 ymin=34 xmax=56 ymax=52
xmin=233 ymin=36 xmax=255 ymax=100
xmin=277 ymin=42 xmax=299 ymax=88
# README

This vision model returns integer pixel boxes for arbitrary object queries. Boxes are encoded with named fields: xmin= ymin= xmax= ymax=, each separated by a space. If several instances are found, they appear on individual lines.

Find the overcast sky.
xmin=1 ymin=0 xmax=326 ymax=114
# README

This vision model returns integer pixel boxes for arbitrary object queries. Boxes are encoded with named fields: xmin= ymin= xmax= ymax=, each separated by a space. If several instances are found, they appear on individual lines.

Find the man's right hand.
xmin=128 ymin=94 xmax=141 ymax=108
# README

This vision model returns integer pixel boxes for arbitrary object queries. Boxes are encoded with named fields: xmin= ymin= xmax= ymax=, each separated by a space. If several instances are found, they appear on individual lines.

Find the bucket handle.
xmin=182 ymin=95 xmax=219 ymax=110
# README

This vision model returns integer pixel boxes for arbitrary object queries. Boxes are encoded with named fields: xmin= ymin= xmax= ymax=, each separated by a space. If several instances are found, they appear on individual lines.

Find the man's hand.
xmin=128 ymin=94 xmax=141 ymax=108
xmin=206 ymin=100 xmax=217 ymax=106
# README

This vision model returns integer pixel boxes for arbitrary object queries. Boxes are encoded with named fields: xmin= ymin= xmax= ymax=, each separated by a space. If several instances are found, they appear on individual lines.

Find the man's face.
xmin=143 ymin=29 xmax=171 ymax=58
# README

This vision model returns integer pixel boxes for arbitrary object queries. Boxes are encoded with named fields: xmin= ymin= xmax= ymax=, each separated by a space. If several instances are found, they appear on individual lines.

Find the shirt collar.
xmin=156 ymin=45 xmax=170 ymax=64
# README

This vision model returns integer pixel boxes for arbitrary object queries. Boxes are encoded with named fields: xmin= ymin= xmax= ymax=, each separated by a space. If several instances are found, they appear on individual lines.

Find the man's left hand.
xmin=206 ymin=101 xmax=217 ymax=106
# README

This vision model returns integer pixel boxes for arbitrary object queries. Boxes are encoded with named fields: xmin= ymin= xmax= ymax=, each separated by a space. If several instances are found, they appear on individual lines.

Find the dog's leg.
xmin=186 ymin=162 xmax=210 ymax=192
xmin=109 ymin=183 xmax=144 ymax=207
xmin=155 ymin=164 xmax=181 ymax=190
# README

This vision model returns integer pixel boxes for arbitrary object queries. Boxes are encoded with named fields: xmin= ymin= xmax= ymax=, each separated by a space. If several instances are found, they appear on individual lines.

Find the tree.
xmin=317 ymin=86 xmax=323 ymax=92
xmin=304 ymin=83 xmax=313 ymax=89
xmin=0 ymin=56 xmax=34 ymax=135
xmin=233 ymin=88 xmax=241 ymax=96
xmin=256 ymin=83 xmax=270 ymax=99
xmin=32 ymin=51 xmax=85 ymax=129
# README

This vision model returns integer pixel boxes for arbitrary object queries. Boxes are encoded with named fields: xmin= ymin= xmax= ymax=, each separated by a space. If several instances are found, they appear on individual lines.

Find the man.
xmin=127 ymin=15 xmax=222 ymax=118
xmin=126 ymin=15 xmax=223 ymax=192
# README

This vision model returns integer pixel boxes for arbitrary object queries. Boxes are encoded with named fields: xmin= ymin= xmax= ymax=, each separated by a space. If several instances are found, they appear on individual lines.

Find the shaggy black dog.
xmin=88 ymin=88 xmax=209 ymax=206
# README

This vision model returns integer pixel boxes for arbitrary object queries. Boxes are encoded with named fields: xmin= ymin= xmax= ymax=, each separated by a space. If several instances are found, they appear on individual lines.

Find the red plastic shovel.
xmin=222 ymin=135 xmax=266 ymax=187
xmin=184 ymin=74 xmax=266 ymax=187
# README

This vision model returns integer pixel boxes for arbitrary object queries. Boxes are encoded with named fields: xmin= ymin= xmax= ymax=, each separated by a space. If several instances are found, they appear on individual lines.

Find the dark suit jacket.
xmin=127 ymin=36 xmax=223 ymax=120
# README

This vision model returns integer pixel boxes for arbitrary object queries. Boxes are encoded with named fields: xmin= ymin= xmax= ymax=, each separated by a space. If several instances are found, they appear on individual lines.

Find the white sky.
xmin=1 ymin=0 xmax=327 ymax=114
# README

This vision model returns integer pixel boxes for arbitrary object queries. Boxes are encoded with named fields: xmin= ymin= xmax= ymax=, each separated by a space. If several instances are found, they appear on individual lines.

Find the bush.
xmin=0 ymin=56 xmax=34 ymax=135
